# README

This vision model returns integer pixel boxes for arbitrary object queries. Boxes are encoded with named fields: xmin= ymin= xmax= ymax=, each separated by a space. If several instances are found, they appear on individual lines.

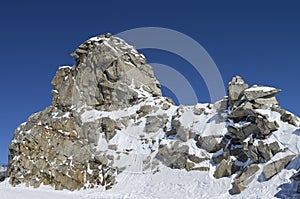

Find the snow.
xmin=245 ymin=86 xmax=277 ymax=92
xmin=3 ymin=96 xmax=300 ymax=198
xmin=2 ymin=164 xmax=300 ymax=199
xmin=0 ymin=166 xmax=6 ymax=173
xmin=58 ymin=65 xmax=72 ymax=70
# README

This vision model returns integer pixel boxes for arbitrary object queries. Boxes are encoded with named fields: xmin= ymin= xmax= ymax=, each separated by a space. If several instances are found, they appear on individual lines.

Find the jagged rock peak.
xmin=7 ymin=34 xmax=300 ymax=196
xmin=52 ymin=33 xmax=162 ymax=111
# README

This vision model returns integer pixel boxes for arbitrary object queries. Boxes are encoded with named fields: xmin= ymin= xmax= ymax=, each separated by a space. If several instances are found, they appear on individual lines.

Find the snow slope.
xmin=2 ymin=99 xmax=300 ymax=198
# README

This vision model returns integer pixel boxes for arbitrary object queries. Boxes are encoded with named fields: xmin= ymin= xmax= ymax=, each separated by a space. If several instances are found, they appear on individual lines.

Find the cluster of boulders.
xmin=212 ymin=76 xmax=297 ymax=194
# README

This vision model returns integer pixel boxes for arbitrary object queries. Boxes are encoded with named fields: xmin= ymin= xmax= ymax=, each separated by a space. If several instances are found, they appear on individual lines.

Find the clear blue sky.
xmin=0 ymin=1 xmax=300 ymax=164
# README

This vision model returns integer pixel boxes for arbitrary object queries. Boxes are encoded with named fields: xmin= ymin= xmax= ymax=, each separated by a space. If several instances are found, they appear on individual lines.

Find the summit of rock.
xmin=52 ymin=33 xmax=161 ymax=111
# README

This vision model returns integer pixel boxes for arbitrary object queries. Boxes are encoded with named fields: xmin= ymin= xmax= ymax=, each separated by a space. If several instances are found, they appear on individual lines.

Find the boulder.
xmin=227 ymin=123 xmax=260 ymax=141
xmin=256 ymin=118 xmax=279 ymax=138
xmin=213 ymin=159 xmax=233 ymax=179
xmin=136 ymin=105 xmax=155 ymax=117
xmin=171 ymin=120 xmax=190 ymax=142
xmin=212 ymin=151 xmax=229 ymax=164
xmin=188 ymin=154 xmax=209 ymax=164
xmin=252 ymin=96 xmax=278 ymax=109
xmin=229 ymin=103 xmax=256 ymax=123
xmin=145 ymin=115 xmax=167 ymax=133
xmin=231 ymin=164 xmax=260 ymax=194
xmin=281 ymin=112 xmax=299 ymax=127
xmin=193 ymin=106 xmax=205 ymax=115
xmin=0 ymin=166 xmax=7 ymax=182
xmin=228 ymin=76 xmax=249 ymax=106
xmin=196 ymin=136 xmax=221 ymax=153
xmin=247 ymin=141 xmax=281 ymax=163
xmin=100 ymin=117 xmax=118 ymax=141
xmin=272 ymin=106 xmax=299 ymax=127
xmin=155 ymin=143 xmax=189 ymax=170
xmin=262 ymin=155 xmax=295 ymax=181
xmin=243 ymin=86 xmax=281 ymax=101
xmin=213 ymin=99 xmax=228 ymax=113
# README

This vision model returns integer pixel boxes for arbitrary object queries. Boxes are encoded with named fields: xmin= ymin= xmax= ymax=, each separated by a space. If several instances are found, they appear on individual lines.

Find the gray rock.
xmin=252 ymin=96 xmax=278 ymax=109
xmin=212 ymin=151 xmax=229 ymax=164
xmin=136 ymin=105 xmax=154 ymax=117
xmin=228 ymin=76 xmax=249 ymax=106
xmin=229 ymin=103 xmax=256 ymax=123
xmin=213 ymin=159 xmax=233 ymax=179
xmin=256 ymin=117 xmax=279 ymax=138
xmin=155 ymin=143 xmax=189 ymax=170
xmin=188 ymin=154 xmax=209 ymax=164
xmin=271 ymin=106 xmax=299 ymax=126
xmin=185 ymin=162 xmax=196 ymax=171
xmin=244 ymin=86 xmax=281 ymax=101
xmin=52 ymin=34 xmax=162 ymax=111
xmin=262 ymin=155 xmax=295 ymax=181
xmin=230 ymin=147 xmax=248 ymax=163
xmin=268 ymin=142 xmax=282 ymax=155
xmin=213 ymin=99 xmax=228 ymax=113
xmin=281 ymin=113 xmax=299 ymax=127
xmin=193 ymin=107 xmax=205 ymax=115
xmin=231 ymin=164 xmax=260 ymax=194
xmin=145 ymin=115 xmax=166 ymax=133
xmin=196 ymin=136 xmax=221 ymax=153
xmin=100 ymin=117 xmax=118 ymax=140
xmin=247 ymin=141 xmax=280 ymax=163
xmin=171 ymin=120 xmax=190 ymax=142
xmin=228 ymin=123 xmax=260 ymax=141
xmin=162 ymin=103 xmax=171 ymax=110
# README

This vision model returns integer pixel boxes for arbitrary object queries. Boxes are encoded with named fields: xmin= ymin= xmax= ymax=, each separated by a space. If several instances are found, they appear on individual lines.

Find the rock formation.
xmin=7 ymin=34 xmax=300 ymax=195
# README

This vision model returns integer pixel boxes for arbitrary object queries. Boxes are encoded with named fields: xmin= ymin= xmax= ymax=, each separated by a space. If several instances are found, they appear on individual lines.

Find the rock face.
xmin=9 ymin=34 xmax=162 ymax=190
xmin=7 ymin=36 xmax=300 ymax=196
xmin=52 ymin=33 xmax=161 ymax=111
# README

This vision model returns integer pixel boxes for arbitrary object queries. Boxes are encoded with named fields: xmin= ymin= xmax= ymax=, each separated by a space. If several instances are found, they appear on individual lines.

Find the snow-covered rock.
xmin=5 ymin=34 xmax=300 ymax=198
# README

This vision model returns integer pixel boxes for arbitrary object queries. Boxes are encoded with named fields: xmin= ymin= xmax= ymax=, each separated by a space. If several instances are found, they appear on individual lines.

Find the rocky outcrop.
xmin=8 ymin=106 xmax=118 ymax=190
xmin=52 ymin=34 xmax=161 ymax=111
xmin=212 ymin=76 xmax=297 ymax=194
xmin=8 ymin=34 xmax=163 ymax=191
xmin=7 ymin=36 xmax=300 ymax=196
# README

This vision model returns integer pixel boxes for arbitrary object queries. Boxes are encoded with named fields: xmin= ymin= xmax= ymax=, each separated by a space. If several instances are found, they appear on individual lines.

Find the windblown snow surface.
xmin=2 ymin=98 xmax=300 ymax=199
